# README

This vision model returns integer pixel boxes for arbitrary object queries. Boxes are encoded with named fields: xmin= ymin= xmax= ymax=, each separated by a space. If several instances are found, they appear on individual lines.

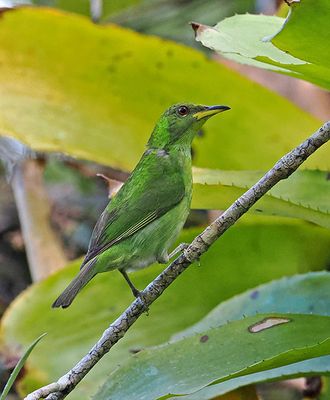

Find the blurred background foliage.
xmin=0 ymin=0 xmax=329 ymax=399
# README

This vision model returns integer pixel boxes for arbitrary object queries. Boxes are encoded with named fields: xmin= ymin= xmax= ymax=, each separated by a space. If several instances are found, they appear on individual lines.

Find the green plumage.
xmin=53 ymin=103 xmax=229 ymax=308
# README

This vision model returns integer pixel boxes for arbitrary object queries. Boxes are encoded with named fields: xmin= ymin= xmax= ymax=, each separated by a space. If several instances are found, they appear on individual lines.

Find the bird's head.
xmin=147 ymin=103 xmax=230 ymax=149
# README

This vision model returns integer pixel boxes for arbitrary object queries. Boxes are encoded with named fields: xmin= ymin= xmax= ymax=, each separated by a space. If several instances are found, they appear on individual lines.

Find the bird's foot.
xmin=119 ymin=269 xmax=149 ymax=314
xmin=168 ymin=242 xmax=190 ymax=259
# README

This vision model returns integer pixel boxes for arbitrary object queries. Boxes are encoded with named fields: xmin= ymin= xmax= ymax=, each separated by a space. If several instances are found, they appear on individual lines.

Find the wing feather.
xmin=81 ymin=151 xmax=186 ymax=269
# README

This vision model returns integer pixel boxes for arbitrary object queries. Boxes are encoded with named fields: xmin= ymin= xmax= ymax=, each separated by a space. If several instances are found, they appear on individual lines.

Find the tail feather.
xmin=52 ymin=259 xmax=97 ymax=309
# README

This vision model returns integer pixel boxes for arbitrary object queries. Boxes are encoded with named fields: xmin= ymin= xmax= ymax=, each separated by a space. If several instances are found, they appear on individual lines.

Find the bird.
xmin=52 ymin=103 xmax=230 ymax=308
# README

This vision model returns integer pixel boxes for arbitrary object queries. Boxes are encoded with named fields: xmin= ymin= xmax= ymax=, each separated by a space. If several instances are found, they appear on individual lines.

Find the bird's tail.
xmin=52 ymin=259 xmax=97 ymax=309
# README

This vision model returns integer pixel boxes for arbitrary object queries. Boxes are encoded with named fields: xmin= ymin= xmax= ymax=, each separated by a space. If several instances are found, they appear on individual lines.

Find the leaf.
xmin=173 ymin=272 xmax=330 ymax=399
xmin=95 ymin=313 xmax=330 ymax=400
xmin=181 ymin=357 xmax=330 ymax=400
xmin=105 ymin=0 xmax=255 ymax=46
xmin=272 ymin=0 xmax=330 ymax=68
xmin=192 ymin=168 xmax=330 ymax=228
xmin=177 ymin=272 xmax=330 ymax=336
xmin=193 ymin=0 xmax=330 ymax=90
xmin=30 ymin=0 xmax=142 ymax=18
xmin=1 ymin=219 xmax=329 ymax=399
xmin=0 ymin=8 xmax=327 ymax=172
xmin=0 ymin=333 xmax=46 ymax=400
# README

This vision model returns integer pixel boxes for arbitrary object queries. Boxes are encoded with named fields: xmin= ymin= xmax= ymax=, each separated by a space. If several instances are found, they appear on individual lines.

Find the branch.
xmin=12 ymin=159 xmax=67 ymax=282
xmin=25 ymin=121 xmax=330 ymax=400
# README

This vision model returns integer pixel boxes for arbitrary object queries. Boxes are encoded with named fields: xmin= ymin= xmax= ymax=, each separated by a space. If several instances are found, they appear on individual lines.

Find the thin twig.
xmin=25 ymin=121 xmax=330 ymax=400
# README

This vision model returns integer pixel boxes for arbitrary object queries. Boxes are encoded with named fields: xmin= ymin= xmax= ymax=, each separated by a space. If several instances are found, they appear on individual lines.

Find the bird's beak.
xmin=193 ymin=105 xmax=230 ymax=120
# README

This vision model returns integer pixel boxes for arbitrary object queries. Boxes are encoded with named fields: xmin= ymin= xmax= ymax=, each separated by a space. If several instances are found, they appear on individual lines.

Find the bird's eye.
xmin=177 ymin=106 xmax=189 ymax=117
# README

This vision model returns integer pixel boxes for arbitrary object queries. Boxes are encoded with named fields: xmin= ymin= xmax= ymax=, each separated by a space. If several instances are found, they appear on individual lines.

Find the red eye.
xmin=178 ymin=106 xmax=189 ymax=116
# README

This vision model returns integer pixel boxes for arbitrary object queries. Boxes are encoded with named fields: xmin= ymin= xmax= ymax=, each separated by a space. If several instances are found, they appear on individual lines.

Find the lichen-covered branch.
xmin=25 ymin=121 xmax=330 ymax=400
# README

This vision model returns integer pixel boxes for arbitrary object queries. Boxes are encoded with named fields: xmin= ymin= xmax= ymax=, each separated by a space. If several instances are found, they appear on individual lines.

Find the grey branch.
xmin=25 ymin=121 xmax=330 ymax=400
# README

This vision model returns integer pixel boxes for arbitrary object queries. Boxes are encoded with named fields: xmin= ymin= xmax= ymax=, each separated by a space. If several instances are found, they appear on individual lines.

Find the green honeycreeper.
xmin=53 ymin=103 xmax=230 ymax=308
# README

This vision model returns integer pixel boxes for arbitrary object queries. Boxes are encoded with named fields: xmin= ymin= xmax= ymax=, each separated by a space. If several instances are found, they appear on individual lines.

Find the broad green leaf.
xmin=0 ymin=8 xmax=327 ymax=172
xmin=180 ymin=358 xmax=329 ymax=400
xmin=193 ymin=0 xmax=330 ymax=90
xmin=1 ymin=219 xmax=329 ymax=399
xmin=178 ymin=272 xmax=330 ymax=336
xmin=95 ymin=313 xmax=330 ymax=400
xmin=0 ymin=333 xmax=46 ymax=400
xmin=174 ymin=272 xmax=330 ymax=399
xmin=192 ymin=168 xmax=330 ymax=228
xmin=177 ymin=386 xmax=259 ymax=400
xmin=273 ymin=0 xmax=330 ymax=68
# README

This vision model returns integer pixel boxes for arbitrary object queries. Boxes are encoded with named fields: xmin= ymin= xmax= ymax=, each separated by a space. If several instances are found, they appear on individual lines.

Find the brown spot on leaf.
xmin=248 ymin=317 xmax=291 ymax=333
xmin=200 ymin=335 xmax=209 ymax=343
xmin=107 ymin=65 xmax=116 ymax=74
xmin=129 ymin=348 xmax=142 ymax=354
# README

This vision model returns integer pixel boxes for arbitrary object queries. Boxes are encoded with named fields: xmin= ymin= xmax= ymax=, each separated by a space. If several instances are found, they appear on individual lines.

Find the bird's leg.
xmin=119 ymin=269 xmax=149 ymax=314
xmin=119 ymin=269 xmax=141 ymax=298
xmin=168 ymin=242 xmax=189 ymax=259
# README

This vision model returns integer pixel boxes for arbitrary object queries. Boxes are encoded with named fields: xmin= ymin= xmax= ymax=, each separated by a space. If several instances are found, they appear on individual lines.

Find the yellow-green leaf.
xmin=192 ymin=168 xmax=330 ymax=228
xmin=0 ymin=8 xmax=326 ymax=172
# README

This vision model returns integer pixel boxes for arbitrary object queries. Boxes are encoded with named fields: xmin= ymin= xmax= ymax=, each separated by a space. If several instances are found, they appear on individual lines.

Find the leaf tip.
xmin=190 ymin=22 xmax=208 ymax=39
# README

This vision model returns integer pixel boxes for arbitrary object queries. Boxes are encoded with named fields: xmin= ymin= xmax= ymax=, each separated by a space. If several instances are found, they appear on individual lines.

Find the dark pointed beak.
xmin=193 ymin=105 xmax=230 ymax=120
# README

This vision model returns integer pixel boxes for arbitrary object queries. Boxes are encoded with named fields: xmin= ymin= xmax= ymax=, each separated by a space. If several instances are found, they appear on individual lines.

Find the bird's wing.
xmin=81 ymin=151 xmax=186 ymax=268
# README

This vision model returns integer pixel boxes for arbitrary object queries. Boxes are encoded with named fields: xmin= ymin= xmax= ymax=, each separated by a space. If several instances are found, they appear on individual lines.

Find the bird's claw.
xmin=168 ymin=242 xmax=190 ymax=259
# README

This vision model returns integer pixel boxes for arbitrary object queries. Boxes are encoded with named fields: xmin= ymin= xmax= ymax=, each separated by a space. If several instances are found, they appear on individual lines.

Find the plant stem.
xmin=12 ymin=159 xmax=67 ymax=282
